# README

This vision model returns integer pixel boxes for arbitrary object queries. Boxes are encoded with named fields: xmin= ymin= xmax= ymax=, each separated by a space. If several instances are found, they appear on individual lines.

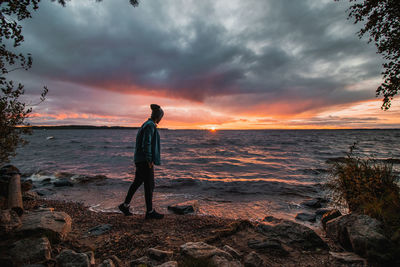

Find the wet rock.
xmin=87 ymin=224 xmax=112 ymax=236
xmin=257 ymin=217 xmax=328 ymax=251
xmin=301 ymin=198 xmax=326 ymax=208
xmin=321 ymin=209 xmax=341 ymax=229
xmin=55 ymin=172 xmax=74 ymax=179
xmin=167 ymin=205 xmax=194 ymax=215
xmin=244 ymin=251 xmax=265 ymax=267
xmin=295 ymin=212 xmax=316 ymax=222
xmin=248 ymin=239 xmax=288 ymax=255
xmin=329 ymin=252 xmax=366 ymax=266
xmin=53 ymin=179 xmax=73 ymax=187
xmin=180 ymin=242 xmax=233 ymax=260
xmin=22 ymin=264 xmax=47 ymax=267
xmin=100 ymin=259 xmax=115 ymax=267
xmin=147 ymin=248 xmax=173 ymax=261
xmin=40 ymin=178 xmax=52 ymax=185
xmin=222 ymin=245 xmax=241 ymax=259
xmin=0 ymin=209 xmax=21 ymax=235
xmin=155 ymin=261 xmax=178 ymax=267
xmin=56 ymin=249 xmax=90 ymax=267
xmin=9 ymin=237 xmax=51 ymax=264
xmin=17 ymin=210 xmax=72 ymax=242
xmin=72 ymin=174 xmax=107 ymax=184
xmin=326 ymin=214 xmax=393 ymax=263
xmin=130 ymin=256 xmax=157 ymax=267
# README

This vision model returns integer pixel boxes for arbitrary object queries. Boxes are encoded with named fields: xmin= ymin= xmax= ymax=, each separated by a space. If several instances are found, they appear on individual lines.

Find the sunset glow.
xmin=14 ymin=0 xmax=399 ymax=129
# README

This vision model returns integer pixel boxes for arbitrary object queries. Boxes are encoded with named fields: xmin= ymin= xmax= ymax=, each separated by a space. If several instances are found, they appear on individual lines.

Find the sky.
xmin=10 ymin=0 xmax=400 ymax=129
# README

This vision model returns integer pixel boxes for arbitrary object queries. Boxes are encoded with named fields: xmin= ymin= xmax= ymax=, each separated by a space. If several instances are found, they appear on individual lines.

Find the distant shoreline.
xmin=21 ymin=125 xmax=400 ymax=131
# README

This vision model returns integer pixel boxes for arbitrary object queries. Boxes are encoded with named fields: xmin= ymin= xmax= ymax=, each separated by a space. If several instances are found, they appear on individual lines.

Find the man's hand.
xmin=148 ymin=162 xmax=154 ymax=169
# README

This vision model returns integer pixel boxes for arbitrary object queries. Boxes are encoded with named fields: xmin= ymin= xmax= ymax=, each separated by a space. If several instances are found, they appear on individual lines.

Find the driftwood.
xmin=8 ymin=173 xmax=23 ymax=216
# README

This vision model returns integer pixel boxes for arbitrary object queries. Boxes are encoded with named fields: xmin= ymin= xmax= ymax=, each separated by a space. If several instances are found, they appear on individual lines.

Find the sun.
xmin=210 ymin=127 xmax=216 ymax=132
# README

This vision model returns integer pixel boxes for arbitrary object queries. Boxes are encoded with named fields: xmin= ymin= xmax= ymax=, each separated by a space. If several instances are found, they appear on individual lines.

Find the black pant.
xmin=124 ymin=162 xmax=154 ymax=212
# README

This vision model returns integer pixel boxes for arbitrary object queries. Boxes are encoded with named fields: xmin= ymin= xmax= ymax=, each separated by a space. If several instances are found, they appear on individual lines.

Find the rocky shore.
xmin=1 ymin=168 xmax=399 ymax=266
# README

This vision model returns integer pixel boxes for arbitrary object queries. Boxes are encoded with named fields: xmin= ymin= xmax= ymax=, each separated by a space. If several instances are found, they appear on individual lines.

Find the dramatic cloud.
xmin=10 ymin=0 xmax=399 ymax=128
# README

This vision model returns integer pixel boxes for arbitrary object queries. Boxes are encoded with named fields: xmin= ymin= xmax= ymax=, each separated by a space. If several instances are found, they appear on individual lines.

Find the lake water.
xmin=10 ymin=129 xmax=400 ymax=222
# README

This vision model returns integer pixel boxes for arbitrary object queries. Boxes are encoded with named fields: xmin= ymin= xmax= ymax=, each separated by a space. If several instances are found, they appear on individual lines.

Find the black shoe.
xmin=145 ymin=209 xmax=164 ymax=219
xmin=118 ymin=203 xmax=133 ymax=216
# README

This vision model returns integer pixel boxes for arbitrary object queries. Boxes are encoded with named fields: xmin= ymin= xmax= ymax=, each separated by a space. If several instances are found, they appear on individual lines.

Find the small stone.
xmin=262 ymin=216 xmax=282 ymax=223
xmin=147 ymin=248 xmax=173 ymax=261
xmin=295 ymin=212 xmax=316 ymax=222
xmin=321 ymin=209 xmax=341 ymax=229
xmin=87 ymin=224 xmax=112 ymax=236
xmin=56 ymin=249 xmax=90 ymax=267
xmin=167 ymin=205 xmax=194 ymax=215
xmin=9 ymin=237 xmax=51 ymax=264
xmin=244 ymin=251 xmax=264 ymax=267
xmin=180 ymin=242 xmax=232 ymax=260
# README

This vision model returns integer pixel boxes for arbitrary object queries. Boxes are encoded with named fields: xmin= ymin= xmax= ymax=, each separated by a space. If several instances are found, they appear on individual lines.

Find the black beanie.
xmin=150 ymin=104 xmax=164 ymax=121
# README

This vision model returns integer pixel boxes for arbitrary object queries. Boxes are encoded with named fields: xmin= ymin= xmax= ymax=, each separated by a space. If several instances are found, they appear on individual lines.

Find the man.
xmin=119 ymin=104 xmax=164 ymax=219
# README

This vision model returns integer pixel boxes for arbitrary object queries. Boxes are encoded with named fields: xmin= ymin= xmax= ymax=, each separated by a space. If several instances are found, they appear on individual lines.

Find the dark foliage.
xmin=0 ymin=0 xmax=138 ymax=165
xmin=337 ymin=0 xmax=400 ymax=109
xmin=327 ymin=143 xmax=400 ymax=234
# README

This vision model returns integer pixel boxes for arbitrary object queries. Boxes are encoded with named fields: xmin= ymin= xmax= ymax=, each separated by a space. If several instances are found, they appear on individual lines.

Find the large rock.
xmin=55 ymin=249 xmax=90 ymax=267
xmin=17 ymin=210 xmax=72 ymax=242
xmin=9 ymin=237 xmax=51 ymax=264
xmin=257 ymin=217 xmax=328 ymax=251
xmin=0 ymin=209 xmax=21 ymax=235
xmin=326 ymin=214 xmax=393 ymax=263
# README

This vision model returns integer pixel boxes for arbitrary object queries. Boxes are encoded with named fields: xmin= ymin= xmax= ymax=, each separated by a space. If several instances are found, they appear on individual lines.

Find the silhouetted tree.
xmin=337 ymin=0 xmax=400 ymax=110
xmin=0 ymin=0 xmax=138 ymax=164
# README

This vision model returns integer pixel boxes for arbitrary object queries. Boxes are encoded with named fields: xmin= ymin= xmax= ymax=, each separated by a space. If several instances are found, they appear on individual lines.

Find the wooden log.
xmin=8 ymin=173 xmax=24 ymax=216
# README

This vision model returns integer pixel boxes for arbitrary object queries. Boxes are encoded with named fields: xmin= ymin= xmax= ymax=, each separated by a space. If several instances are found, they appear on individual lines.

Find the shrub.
xmin=327 ymin=144 xmax=400 ymax=232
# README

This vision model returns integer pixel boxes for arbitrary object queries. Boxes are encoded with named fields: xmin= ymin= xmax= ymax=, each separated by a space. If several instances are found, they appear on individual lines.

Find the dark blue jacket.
xmin=134 ymin=119 xmax=161 ymax=165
